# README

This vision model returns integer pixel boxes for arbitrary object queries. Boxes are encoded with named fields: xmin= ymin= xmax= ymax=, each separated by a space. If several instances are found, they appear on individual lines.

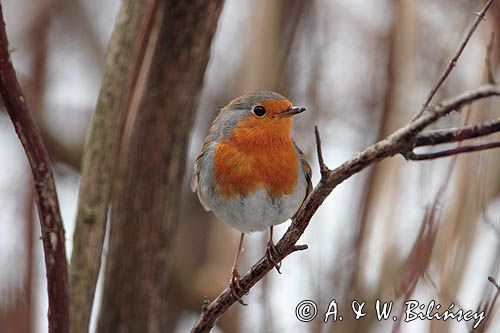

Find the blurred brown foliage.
xmin=1 ymin=0 xmax=500 ymax=332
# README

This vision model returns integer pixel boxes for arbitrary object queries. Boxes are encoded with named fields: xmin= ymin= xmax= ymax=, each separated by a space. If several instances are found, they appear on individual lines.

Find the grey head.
xmin=209 ymin=91 xmax=289 ymax=142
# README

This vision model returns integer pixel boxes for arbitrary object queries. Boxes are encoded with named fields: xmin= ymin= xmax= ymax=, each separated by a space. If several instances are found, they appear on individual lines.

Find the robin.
xmin=191 ymin=91 xmax=312 ymax=303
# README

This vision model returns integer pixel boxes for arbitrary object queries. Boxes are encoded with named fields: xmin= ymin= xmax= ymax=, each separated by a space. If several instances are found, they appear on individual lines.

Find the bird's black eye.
xmin=253 ymin=105 xmax=266 ymax=117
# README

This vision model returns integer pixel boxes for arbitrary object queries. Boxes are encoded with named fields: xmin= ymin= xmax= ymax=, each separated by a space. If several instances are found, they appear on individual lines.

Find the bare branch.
xmin=314 ymin=126 xmax=330 ymax=177
xmin=191 ymin=84 xmax=500 ymax=332
xmin=489 ymin=276 xmax=500 ymax=290
xmin=410 ymin=0 xmax=494 ymax=121
xmin=0 ymin=4 xmax=68 ymax=333
xmin=192 ymin=1 xmax=499 ymax=329
xmin=406 ymin=141 xmax=500 ymax=160
xmin=415 ymin=117 xmax=500 ymax=146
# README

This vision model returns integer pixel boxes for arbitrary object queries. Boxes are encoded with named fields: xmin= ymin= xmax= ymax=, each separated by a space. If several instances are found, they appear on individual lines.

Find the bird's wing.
xmin=191 ymin=147 xmax=204 ymax=192
xmin=293 ymin=141 xmax=313 ymax=201
xmin=191 ymin=136 xmax=214 ymax=212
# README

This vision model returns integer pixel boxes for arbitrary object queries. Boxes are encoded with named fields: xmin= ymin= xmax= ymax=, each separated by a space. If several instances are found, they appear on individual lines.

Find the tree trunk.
xmin=70 ymin=1 xmax=152 ymax=332
xmin=97 ymin=1 xmax=224 ymax=332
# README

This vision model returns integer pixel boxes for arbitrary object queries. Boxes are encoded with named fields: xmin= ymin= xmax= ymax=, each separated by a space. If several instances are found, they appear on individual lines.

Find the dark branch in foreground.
xmin=191 ymin=84 xmax=500 ymax=332
xmin=0 ymin=4 xmax=68 ymax=333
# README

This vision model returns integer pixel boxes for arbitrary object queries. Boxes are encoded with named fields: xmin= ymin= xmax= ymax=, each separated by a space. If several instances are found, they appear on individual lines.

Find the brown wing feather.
xmin=191 ymin=132 xmax=215 ymax=212
xmin=191 ymin=147 xmax=204 ymax=192
xmin=293 ymin=141 xmax=312 ymax=202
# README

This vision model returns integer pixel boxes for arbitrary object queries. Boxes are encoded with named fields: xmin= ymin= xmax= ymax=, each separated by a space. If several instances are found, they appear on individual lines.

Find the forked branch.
xmin=192 ymin=84 xmax=500 ymax=332
xmin=415 ymin=117 xmax=500 ymax=146
xmin=193 ymin=0 xmax=498 ymax=329
xmin=410 ymin=0 xmax=494 ymax=121
xmin=407 ymin=141 xmax=500 ymax=160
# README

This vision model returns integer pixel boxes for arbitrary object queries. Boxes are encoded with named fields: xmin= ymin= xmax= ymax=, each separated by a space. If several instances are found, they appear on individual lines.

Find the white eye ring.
xmin=252 ymin=105 xmax=266 ymax=117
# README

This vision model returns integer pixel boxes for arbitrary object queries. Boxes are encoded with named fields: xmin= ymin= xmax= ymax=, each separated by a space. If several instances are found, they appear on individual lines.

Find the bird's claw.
xmin=229 ymin=268 xmax=247 ymax=306
xmin=266 ymin=241 xmax=282 ymax=274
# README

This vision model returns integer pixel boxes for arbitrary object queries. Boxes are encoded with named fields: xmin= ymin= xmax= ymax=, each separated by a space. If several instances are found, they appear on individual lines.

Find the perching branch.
xmin=0 ymin=4 xmax=68 ymax=333
xmin=188 ymin=1 xmax=500 ymax=331
xmin=192 ymin=84 xmax=500 ymax=332
xmin=410 ymin=0 xmax=494 ymax=121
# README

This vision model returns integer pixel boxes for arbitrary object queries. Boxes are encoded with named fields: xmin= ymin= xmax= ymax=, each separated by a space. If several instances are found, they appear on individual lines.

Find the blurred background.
xmin=1 ymin=0 xmax=500 ymax=332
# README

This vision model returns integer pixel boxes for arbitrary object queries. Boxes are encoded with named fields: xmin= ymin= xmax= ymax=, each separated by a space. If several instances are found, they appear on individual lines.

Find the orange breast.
xmin=213 ymin=116 xmax=298 ymax=198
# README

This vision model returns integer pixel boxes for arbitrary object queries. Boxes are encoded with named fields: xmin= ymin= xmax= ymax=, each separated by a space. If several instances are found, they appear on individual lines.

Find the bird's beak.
xmin=278 ymin=106 xmax=306 ymax=117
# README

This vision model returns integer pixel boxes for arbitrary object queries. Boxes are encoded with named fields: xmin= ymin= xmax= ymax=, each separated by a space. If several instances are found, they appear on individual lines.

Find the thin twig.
xmin=410 ymin=0 xmax=494 ymax=121
xmin=192 ymin=3 xmax=498 ymax=328
xmin=0 ymin=4 xmax=68 ymax=333
xmin=489 ymin=276 xmax=500 ymax=290
xmin=406 ymin=141 xmax=500 ymax=160
xmin=191 ymin=85 xmax=500 ymax=332
xmin=415 ymin=117 xmax=500 ymax=146
xmin=314 ymin=126 xmax=330 ymax=177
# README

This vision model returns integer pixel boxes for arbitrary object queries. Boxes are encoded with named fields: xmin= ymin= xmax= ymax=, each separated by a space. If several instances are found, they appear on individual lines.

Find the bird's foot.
xmin=229 ymin=268 xmax=247 ymax=306
xmin=266 ymin=241 xmax=282 ymax=274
